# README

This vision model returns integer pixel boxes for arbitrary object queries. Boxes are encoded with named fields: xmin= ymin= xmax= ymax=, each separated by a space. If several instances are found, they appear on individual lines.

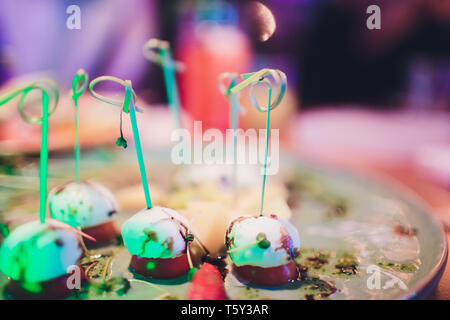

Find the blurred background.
xmin=0 ymin=0 xmax=448 ymax=109
xmin=0 ymin=0 xmax=449 ymax=297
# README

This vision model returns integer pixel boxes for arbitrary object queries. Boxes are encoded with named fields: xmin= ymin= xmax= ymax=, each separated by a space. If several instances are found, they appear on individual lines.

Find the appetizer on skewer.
xmin=48 ymin=70 xmax=120 ymax=245
xmin=225 ymin=214 xmax=300 ymax=286
xmin=0 ymin=221 xmax=84 ymax=299
xmin=223 ymin=68 xmax=297 ymax=287
xmin=122 ymin=206 xmax=195 ymax=279
xmin=89 ymin=76 xmax=201 ymax=280
xmin=48 ymin=181 xmax=119 ymax=244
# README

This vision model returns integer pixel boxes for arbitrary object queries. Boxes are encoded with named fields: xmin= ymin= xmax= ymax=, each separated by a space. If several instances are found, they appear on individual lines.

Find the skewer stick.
xmin=89 ymin=76 xmax=152 ymax=209
xmin=218 ymin=72 xmax=246 ymax=197
xmin=0 ymin=79 xmax=59 ymax=223
xmin=229 ymin=69 xmax=287 ymax=216
xmin=71 ymin=69 xmax=89 ymax=183
xmin=143 ymin=39 xmax=184 ymax=129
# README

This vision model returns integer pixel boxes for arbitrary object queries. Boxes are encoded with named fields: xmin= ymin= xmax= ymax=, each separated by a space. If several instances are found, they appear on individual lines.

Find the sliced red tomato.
xmin=187 ymin=263 xmax=227 ymax=300
xmin=130 ymin=253 xmax=191 ymax=279
xmin=234 ymin=260 xmax=298 ymax=287
xmin=82 ymin=220 xmax=118 ymax=247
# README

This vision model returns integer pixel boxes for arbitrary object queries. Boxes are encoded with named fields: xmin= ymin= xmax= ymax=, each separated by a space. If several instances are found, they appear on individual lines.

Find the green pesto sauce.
xmin=376 ymin=259 xmax=420 ymax=273
xmin=241 ymin=275 xmax=337 ymax=300
xmin=296 ymin=248 xmax=359 ymax=278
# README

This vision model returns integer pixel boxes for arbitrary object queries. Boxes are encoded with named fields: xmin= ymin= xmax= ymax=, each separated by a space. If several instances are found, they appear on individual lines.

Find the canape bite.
xmin=226 ymin=214 xmax=300 ymax=286
xmin=48 ymin=181 xmax=119 ymax=244
xmin=121 ymin=206 xmax=193 ymax=279
xmin=0 ymin=221 xmax=84 ymax=299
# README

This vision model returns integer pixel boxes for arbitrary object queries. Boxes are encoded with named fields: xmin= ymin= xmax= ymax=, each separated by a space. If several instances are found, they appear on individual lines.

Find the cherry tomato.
xmin=130 ymin=252 xmax=191 ymax=279
xmin=82 ymin=220 xmax=118 ymax=247
xmin=233 ymin=260 xmax=298 ymax=287
xmin=7 ymin=265 xmax=85 ymax=300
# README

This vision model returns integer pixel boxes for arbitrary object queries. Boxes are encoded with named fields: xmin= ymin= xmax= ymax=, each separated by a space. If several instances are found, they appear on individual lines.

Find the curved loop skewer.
xmin=0 ymin=79 xmax=59 ymax=124
xmin=218 ymin=72 xmax=246 ymax=114
xmin=0 ymin=78 xmax=59 ymax=223
xmin=143 ymin=38 xmax=183 ymax=129
xmin=229 ymin=68 xmax=287 ymax=216
xmin=89 ymin=76 xmax=139 ymax=113
xmin=218 ymin=72 xmax=239 ymax=99
xmin=143 ymin=39 xmax=185 ymax=72
xmin=72 ymin=69 xmax=89 ymax=101
xmin=218 ymin=72 xmax=246 ymax=200
xmin=230 ymin=68 xmax=287 ymax=112
xmin=89 ymin=76 xmax=152 ymax=209
xmin=71 ymin=69 xmax=89 ymax=183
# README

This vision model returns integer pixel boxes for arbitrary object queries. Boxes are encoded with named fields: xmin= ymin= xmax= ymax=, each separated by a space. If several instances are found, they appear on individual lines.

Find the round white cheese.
xmin=226 ymin=215 xmax=300 ymax=268
xmin=48 ymin=181 xmax=119 ymax=229
xmin=121 ymin=206 xmax=191 ymax=259
xmin=0 ymin=221 xmax=82 ymax=284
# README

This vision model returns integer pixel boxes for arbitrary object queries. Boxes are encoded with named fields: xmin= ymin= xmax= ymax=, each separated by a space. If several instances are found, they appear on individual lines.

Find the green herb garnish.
xmin=186 ymin=233 xmax=194 ymax=242
xmin=115 ymin=136 xmax=128 ymax=149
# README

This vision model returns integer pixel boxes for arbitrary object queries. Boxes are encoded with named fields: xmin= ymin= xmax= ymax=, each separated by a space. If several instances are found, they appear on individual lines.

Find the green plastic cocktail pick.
xmin=143 ymin=39 xmax=184 ymax=129
xmin=230 ymin=68 xmax=287 ymax=216
xmin=0 ymin=79 xmax=59 ymax=223
xmin=71 ymin=69 xmax=89 ymax=183
xmin=89 ymin=76 xmax=152 ymax=209
xmin=219 ymin=72 xmax=246 ymax=193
